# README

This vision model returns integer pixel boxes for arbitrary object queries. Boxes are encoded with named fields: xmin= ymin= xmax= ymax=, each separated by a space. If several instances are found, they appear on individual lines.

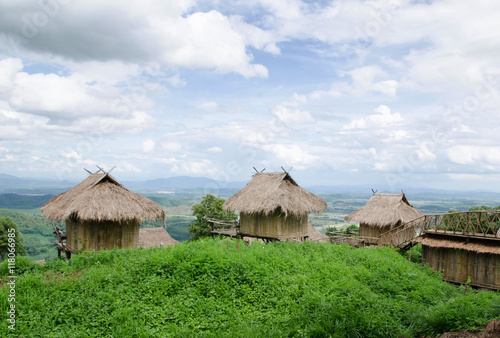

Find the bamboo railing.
xmin=328 ymin=234 xmax=379 ymax=247
xmin=205 ymin=215 xmax=239 ymax=231
xmin=379 ymin=210 xmax=500 ymax=248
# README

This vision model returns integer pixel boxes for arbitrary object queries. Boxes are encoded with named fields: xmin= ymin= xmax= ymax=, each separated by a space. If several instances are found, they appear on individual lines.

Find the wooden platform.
xmin=210 ymin=229 xmax=238 ymax=238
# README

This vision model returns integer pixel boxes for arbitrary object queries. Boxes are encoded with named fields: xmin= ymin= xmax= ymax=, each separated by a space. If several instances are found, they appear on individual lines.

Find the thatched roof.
xmin=40 ymin=173 xmax=166 ymax=222
xmin=307 ymin=223 xmax=329 ymax=242
xmin=138 ymin=228 xmax=178 ymax=248
xmin=422 ymin=237 xmax=500 ymax=254
xmin=223 ymin=172 xmax=327 ymax=217
xmin=344 ymin=193 xmax=423 ymax=228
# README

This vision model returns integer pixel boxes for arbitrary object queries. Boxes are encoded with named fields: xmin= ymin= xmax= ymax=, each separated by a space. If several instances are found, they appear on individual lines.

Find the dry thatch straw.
xmin=422 ymin=237 xmax=500 ymax=254
xmin=345 ymin=193 xmax=423 ymax=228
xmin=306 ymin=223 xmax=329 ymax=242
xmin=223 ymin=172 xmax=327 ymax=217
xmin=138 ymin=228 xmax=179 ymax=248
xmin=40 ymin=173 xmax=166 ymax=222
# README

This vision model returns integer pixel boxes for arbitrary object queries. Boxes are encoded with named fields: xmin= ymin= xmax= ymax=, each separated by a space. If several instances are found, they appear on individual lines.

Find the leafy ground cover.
xmin=0 ymin=239 xmax=498 ymax=337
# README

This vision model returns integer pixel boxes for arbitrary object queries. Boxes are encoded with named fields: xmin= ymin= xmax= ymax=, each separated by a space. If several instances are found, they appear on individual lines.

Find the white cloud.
xmin=229 ymin=15 xmax=281 ymax=55
xmin=374 ymin=162 xmax=390 ymax=172
xmin=382 ymin=129 xmax=408 ymax=142
xmin=160 ymin=10 xmax=269 ymax=78
xmin=142 ymin=139 xmax=156 ymax=153
xmin=2 ymin=60 xmax=151 ymax=126
xmin=9 ymin=72 xmax=108 ymax=119
xmin=343 ymin=105 xmax=403 ymax=130
xmin=448 ymin=146 xmax=500 ymax=167
xmin=0 ymin=60 xmax=157 ymax=140
xmin=309 ymin=65 xmax=399 ymax=99
xmin=293 ymin=93 xmax=307 ymax=104
xmin=373 ymin=80 xmax=399 ymax=96
xmin=447 ymin=174 xmax=500 ymax=181
xmin=0 ymin=1 xmax=268 ymax=78
xmin=118 ymin=162 xmax=143 ymax=173
xmin=344 ymin=66 xmax=400 ymax=97
xmin=166 ymin=158 xmax=219 ymax=176
xmin=272 ymin=105 xmax=315 ymax=124
xmin=162 ymin=142 xmax=184 ymax=153
xmin=347 ymin=66 xmax=386 ymax=90
xmin=187 ymin=159 xmax=218 ymax=175
xmin=197 ymin=101 xmax=219 ymax=112
xmin=254 ymin=0 xmax=353 ymax=43
xmin=0 ymin=108 xmax=47 ymax=139
xmin=0 ymin=147 xmax=11 ymax=162
xmin=166 ymin=74 xmax=186 ymax=87
xmin=378 ymin=1 xmax=500 ymax=96
xmin=154 ymin=157 xmax=179 ymax=165
xmin=60 ymin=150 xmax=83 ymax=162
xmin=0 ymin=58 xmax=22 ymax=96
xmin=0 ymin=152 xmax=14 ymax=162
xmin=257 ymin=0 xmax=303 ymax=21
xmin=65 ymin=60 xmax=142 ymax=85
xmin=3 ymin=0 xmax=492 ymax=88
xmin=77 ymin=111 xmax=156 ymax=134
xmin=246 ymin=0 xmax=500 ymax=100
xmin=308 ymin=88 xmax=343 ymax=100
xmin=1 ymin=1 xmax=500 ymax=189
xmin=207 ymin=146 xmax=223 ymax=153
xmin=452 ymin=125 xmax=476 ymax=134
xmin=262 ymin=144 xmax=318 ymax=170
xmin=416 ymin=142 xmax=436 ymax=162
xmin=58 ymin=150 xmax=96 ymax=168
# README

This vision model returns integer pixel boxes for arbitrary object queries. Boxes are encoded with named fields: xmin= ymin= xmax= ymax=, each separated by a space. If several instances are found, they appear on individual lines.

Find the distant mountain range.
xmin=122 ymin=176 xmax=246 ymax=192
xmin=1 ymin=173 xmax=500 ymax=201
xmin=0 ymin=173 xmax=246 ymax=195
xmin=0 ymin=173 xmax=76 ymax=194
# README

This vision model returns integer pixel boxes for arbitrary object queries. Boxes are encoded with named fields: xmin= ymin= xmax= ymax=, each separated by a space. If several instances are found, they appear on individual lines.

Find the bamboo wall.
xmin=362 ymin=222 xmax=416 ymax=246
xmin=422 ymin=237 xmax=500 ymax=290
xmin=66 ymin=219 xmax=139 ymax=251
xmin=239 ymin=211 xmax=308 ymax=240
xmin=359 ymin=224 xmax=391 ymax=244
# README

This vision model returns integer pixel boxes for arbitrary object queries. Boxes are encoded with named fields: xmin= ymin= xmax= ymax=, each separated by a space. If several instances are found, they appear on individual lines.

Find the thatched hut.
xmin=223 ymin=171 xmax=327 ymax=240
xmin=421 ymin=234 xmax=500 ymax=290
xmin=40 ymin=172 xmax=166 ymax=252
xmin=138 ymin=227 xmax=179 ymax=248
xmin=344 ymin=193 xmax=424 ymax=244
xmin=306 ymin=223 xmax=329 ymax=243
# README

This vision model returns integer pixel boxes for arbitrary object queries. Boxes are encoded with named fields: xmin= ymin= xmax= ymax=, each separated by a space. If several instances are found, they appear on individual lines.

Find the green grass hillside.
xmin=0 ymin=209 xmax=58 ymax=260
xmin=1 ymin=239 xmax=498 ymax=337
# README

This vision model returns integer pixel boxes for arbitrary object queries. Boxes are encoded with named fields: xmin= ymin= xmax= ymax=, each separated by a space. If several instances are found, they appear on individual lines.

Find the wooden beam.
xmin=96 ymin=165 xmax=106 ymax=174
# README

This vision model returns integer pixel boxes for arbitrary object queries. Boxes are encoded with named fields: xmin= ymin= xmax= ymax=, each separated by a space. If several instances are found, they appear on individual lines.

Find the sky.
xmin=0 ymin=0 xmax=500 ymax=191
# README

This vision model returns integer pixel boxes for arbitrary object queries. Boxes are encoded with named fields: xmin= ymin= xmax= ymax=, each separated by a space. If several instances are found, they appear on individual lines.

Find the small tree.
xmin=189 ymin=194 xmax=237 ymax=240
xmin=0 ymin=217 xmax=27 ymax=261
